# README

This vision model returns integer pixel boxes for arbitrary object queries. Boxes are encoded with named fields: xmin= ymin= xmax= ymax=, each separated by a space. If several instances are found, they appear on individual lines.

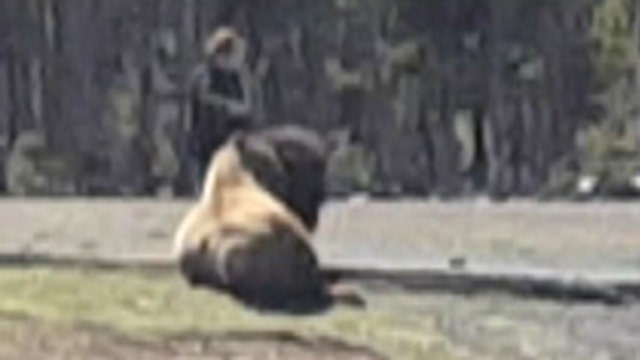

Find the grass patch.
xmin=0 ymin=266 xmax=467 ymax=360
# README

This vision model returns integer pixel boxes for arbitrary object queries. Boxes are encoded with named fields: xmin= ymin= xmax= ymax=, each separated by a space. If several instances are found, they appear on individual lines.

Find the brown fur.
xmin=173 ymin=135 xmax=363 ymax=313
xmin=236 ymin=124 xmax=328 ymax=231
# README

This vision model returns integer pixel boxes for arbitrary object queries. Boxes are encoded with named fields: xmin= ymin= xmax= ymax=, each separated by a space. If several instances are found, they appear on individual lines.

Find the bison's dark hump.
xmin=235 ymin=124 xmax=328 ymax=231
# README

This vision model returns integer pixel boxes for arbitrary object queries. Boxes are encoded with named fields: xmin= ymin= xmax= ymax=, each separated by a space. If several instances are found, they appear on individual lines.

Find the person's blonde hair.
xmin=204 ymin=27 xmax=246 ymax=68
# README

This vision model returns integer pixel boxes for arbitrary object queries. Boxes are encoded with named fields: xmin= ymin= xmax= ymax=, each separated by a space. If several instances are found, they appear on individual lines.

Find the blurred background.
xmin=2 ymin=2 xmax=640 ymax=359
xmin=0 ymin=0 xmax=638 ymax=201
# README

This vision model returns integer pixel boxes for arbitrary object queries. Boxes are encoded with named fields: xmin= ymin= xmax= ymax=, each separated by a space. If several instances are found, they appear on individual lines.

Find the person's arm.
xmin=220 ymin=66 xmax=253 ymax=117
xmin=196 ymin=90 xmax=235 ymax=108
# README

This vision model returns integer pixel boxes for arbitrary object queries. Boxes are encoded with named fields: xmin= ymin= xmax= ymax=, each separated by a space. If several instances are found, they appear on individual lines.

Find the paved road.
xmin=1 ymin=198 xmax=639 ymax=272
xmin=316 ymin=199 xmax=640 ymax=272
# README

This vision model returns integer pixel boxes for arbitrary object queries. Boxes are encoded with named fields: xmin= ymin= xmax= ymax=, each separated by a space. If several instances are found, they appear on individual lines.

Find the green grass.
xmin=0 ymin=266 xmax=468 ymax=360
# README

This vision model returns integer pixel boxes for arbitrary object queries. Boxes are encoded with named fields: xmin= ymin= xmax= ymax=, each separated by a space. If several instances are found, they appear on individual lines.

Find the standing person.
xmin=185 ymin=27 xmax=254 ymax=194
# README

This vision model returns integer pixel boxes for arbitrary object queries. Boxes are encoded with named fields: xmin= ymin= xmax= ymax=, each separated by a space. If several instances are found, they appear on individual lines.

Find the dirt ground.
xmin=371 ymin=291 xmax=640 ymax=360
xmin=0 ymin=317 xmax=381 ymax=360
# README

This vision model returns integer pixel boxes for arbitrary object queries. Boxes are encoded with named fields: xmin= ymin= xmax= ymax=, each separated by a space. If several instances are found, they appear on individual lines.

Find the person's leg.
xmin=189 ymin=157 xmax=204 ymax=195
xmin=185 ymin=124 xmax=209 ymax=196
xmin=188 ymin=118 xmax=250 ymax=196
